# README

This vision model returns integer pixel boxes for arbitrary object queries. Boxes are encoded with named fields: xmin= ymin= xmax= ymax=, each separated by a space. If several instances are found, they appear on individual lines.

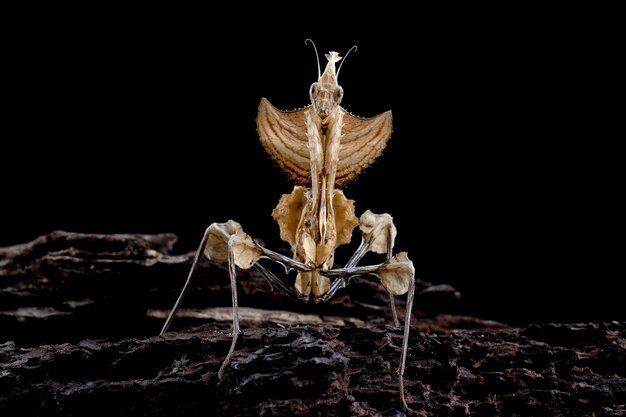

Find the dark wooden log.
xmin=0 ymin=232 xmax=624 ymax=416
xmin=0 ymin=231 xmax=459 ymax=346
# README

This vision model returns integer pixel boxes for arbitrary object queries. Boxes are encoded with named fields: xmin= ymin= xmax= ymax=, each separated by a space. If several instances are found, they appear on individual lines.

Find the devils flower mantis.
xmin=160 ymin=40 xmax=417 ymax=414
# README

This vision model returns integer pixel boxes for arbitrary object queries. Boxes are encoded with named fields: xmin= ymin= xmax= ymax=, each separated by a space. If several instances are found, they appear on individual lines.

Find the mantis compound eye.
xmin=309 ymin=82 xmax=318 ymax=97
xmin=334 ymin=86 xmax=344 ymax=102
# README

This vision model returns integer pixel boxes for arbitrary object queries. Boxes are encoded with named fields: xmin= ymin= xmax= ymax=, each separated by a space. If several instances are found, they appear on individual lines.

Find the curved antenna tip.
xmin=305 ymin=39 xmax=321 ymax=79
xmin=337 ymin=44 xmax=358 ymax=78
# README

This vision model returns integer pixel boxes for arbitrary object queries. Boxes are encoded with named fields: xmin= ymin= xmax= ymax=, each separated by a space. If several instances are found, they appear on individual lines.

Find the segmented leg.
xmin=398 ymin=272 xmax=416 ymax=414
xmin=160 ymin=228 xmax=211 ymax=335
xmin=217 ymin=238 xmax=241 ymax=380
xmin=321 ymin=260 xmax=416 ymax=414
xmin=344 ymin=224 xmax=399 ymax=327
xmin=160 ymin=223 xmax=311 ymax=380
xmin=220 ymin=243 xmax=319 ymax=378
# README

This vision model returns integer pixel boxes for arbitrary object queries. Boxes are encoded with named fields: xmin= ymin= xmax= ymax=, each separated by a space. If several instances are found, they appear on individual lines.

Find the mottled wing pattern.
xmin=256 ymin=98 xmax=393 ymax=187
xmin=336 ymin=109 xmax=392 ymax=187
xmin=257 ymin=98 xmax=312 ymax=185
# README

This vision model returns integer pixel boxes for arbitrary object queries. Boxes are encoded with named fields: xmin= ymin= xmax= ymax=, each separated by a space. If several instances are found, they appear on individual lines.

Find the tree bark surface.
xmin=0 ymin=232 xmax=623 ymax=416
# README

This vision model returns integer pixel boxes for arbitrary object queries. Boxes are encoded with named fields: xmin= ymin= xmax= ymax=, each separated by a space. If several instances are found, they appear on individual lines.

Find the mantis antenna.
xmin=305 ymin=38 xmax=321 ymax=79
xmin=337 ymin=45 xmax=357 ymax=78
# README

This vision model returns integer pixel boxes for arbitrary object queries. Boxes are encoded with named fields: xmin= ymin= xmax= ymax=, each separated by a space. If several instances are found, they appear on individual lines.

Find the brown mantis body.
xmin=160 ymin=41 xmax=417 ymax=414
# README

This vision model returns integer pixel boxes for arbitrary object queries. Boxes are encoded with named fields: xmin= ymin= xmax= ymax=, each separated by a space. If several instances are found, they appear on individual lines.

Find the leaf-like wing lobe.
xmin=257 ymin=98 xmax=392 ymax=187
xmin=337 ymin=110 xmax=392 ymax=186
xmin=257 ymin=98 xmax=312 ymax=185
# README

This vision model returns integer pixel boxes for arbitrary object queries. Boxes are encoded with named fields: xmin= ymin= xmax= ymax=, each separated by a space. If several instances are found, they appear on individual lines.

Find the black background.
xmin=2 ymin=9 xmax=621 ymax=325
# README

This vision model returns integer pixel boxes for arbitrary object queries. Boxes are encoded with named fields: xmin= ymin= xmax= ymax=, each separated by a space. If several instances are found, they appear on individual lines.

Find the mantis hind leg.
xmin=159 ymin=228 xmax=211 ymax=336
xmin=399 ymin=272 xmax=418 ymax=415
xmin=217 ymin=238 xmax=242 ymax=380
xmin=341 ymin=224 xmax=400 ymax=327
xmin=157 ymin=226 xmax=242 ymax=381
xmin=321 ymin=254 xmax=417 ymax=414
xmin=159 ymin=221 xmax=312 ymax=380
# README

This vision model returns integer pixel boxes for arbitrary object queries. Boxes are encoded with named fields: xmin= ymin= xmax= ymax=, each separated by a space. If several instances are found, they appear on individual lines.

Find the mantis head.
xmin=306 ymin=40 xmax=357 ymax=122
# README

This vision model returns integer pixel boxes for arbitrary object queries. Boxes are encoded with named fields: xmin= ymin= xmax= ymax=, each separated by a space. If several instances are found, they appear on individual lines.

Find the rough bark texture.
xmin=0 ymin=231 xmax=624 ymax=416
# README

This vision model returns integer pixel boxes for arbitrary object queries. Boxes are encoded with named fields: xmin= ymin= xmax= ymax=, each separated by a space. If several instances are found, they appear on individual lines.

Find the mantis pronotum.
xmin=160 ymin=40 xmax=417 ymax=414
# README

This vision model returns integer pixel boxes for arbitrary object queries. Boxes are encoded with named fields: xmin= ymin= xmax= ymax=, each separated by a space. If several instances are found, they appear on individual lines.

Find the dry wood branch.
xmin=1 ymin=232 xmax=623 ymax=416
xmin=0 ymin=231 xmax=455 ymax=345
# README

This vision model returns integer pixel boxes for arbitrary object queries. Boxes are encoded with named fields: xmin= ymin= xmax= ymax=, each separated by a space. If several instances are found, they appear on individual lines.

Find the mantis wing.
xmin=256 ymin=98 xmax=392 ymax=188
